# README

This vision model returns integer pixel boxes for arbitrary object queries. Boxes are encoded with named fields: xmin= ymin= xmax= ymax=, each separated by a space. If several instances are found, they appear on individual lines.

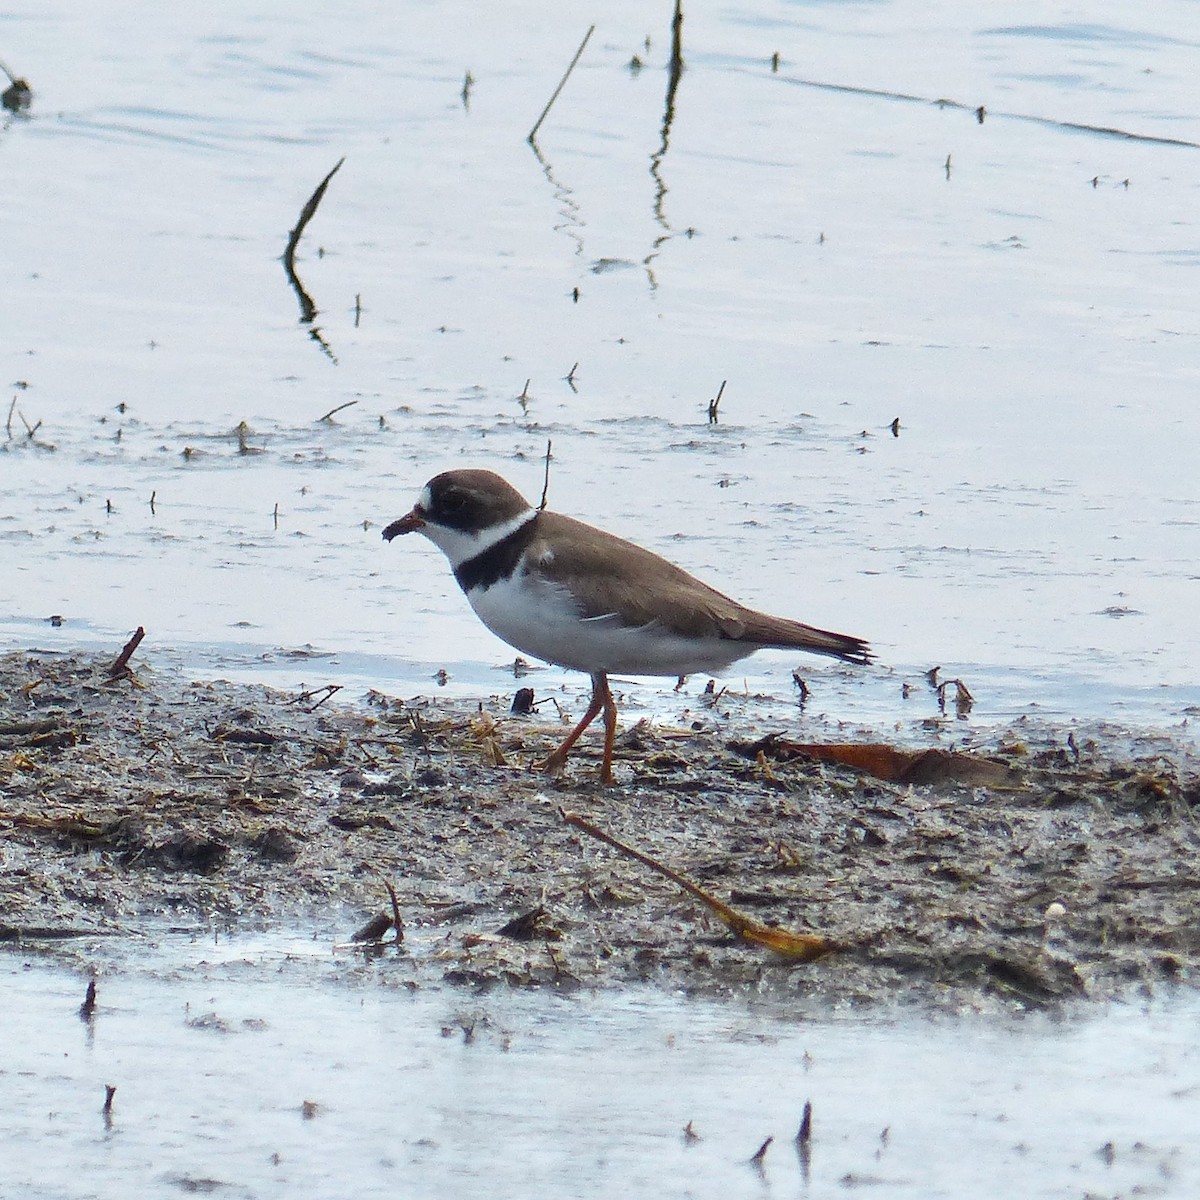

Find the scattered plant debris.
xmin=2 ymin=650 xmax=1198 ymax=1013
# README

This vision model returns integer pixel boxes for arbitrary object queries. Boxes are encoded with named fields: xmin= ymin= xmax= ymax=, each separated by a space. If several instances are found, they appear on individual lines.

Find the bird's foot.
xmin=538 ymin=751 xmax=567 ymax=778
xmin=536 ymin=750 xmax=615 ymax=787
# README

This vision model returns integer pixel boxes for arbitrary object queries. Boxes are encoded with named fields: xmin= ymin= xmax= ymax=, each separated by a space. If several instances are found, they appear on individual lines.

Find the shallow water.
xmin=2 ymin=938 xmax=1198 ymax=1199
xmin=2 ymin=1 xmax=1198 ymax=735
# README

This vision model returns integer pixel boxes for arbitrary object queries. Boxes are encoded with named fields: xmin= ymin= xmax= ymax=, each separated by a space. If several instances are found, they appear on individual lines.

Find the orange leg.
xmin=544 ymin=672 xmax=619 ymax=784
xmin=598 ymin=676 xmax=618 ymax=785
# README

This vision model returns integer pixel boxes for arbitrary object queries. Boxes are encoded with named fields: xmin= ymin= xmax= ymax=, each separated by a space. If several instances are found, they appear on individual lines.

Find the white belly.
xmin=466 ymin=573 xmax=755 ymax=677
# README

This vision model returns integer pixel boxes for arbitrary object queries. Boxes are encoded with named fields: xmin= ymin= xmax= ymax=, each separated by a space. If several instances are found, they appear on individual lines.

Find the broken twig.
xmin=317 ymin=400 xmax=358 ymax=423
xmin=708 ymin=380 xmax=726 ymax=424
xmin=109 ymin=628 xmax=145 ymax=678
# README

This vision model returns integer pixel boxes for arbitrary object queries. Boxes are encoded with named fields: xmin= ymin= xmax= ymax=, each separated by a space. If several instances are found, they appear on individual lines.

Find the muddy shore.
xmin=2 ymin=650 xmax=1197 ymax=1013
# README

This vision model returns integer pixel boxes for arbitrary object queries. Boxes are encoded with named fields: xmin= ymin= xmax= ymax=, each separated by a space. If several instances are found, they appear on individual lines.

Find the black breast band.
xmin=454 ymin=514 xmax=539 ymax=593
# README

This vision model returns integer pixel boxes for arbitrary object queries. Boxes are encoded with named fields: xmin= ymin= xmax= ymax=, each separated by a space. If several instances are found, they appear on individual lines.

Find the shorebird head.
xmin=382 ymin=469 xmax=535 ymax=566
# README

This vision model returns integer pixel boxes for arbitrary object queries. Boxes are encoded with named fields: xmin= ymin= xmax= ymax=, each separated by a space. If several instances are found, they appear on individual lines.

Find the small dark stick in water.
xmin=283 ymin=161 xmax=344 ymax=283
xmin=669 ymin=0 xmax=685 ymax=78
xmin=796 ymin=1100 xmax=813 ymax=1144
xmin=796 ymin=1100 xmax=813 ymax=1182
xmin=527 ymin=26 xmax=595 ymax=144
xmin=317 ymin=400 xmax=358 ymax=423
xmin=538 ymin=440 xmax=553 ymax=511
xmin=79 ymin=979 xmax=97 ymax=1020
xmin=708 ymin=380 xmax=726 ymax=424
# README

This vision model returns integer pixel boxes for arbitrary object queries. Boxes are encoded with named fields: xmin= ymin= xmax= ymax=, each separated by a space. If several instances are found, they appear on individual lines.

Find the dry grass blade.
xmin=560 ymin=809 xmax=834 ymax=961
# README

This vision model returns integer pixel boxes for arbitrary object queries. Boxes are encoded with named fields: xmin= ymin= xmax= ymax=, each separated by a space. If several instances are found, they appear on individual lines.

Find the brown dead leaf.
xmin=748 ymin=739 xmax=1019 ymax=787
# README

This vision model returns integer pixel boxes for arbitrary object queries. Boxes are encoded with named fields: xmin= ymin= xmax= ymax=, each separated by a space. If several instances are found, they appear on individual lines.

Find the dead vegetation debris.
xmin=1 ymin=650 xmax=1198 ymax=1012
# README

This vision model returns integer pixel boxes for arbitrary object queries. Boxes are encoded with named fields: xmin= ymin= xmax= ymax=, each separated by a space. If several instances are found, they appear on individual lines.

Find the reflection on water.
xmin=645 ymin=0 xmax=685 ymax=287
xmin=2 ymin=940 xmax=1198 ymax=1199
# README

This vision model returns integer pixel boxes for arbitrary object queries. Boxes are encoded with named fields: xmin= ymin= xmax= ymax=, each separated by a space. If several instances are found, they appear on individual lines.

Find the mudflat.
xmin=2 ymin=650 xmax=1196 ymax=1012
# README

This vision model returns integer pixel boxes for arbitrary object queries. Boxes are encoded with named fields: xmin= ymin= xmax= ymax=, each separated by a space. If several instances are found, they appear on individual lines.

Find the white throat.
xmin=418 ymin=500 xmax=537 ymax=570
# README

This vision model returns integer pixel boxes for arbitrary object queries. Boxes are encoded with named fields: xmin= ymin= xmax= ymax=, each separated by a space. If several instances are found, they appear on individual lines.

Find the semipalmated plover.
xmin=384 ymin=469 xmax=871 ymax=784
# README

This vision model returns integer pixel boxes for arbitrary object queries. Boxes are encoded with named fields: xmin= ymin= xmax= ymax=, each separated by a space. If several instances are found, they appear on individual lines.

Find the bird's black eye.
xmin=441 ymin=490 xmax=468 ymax=513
